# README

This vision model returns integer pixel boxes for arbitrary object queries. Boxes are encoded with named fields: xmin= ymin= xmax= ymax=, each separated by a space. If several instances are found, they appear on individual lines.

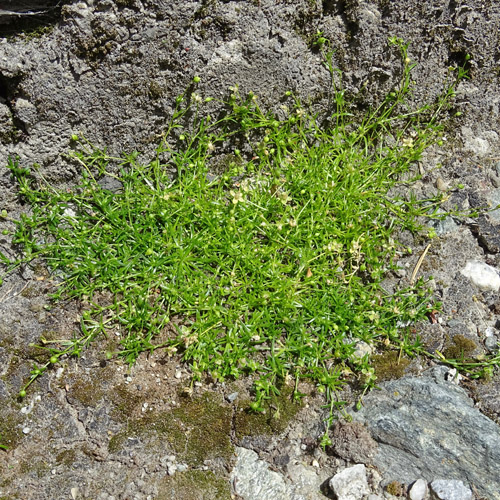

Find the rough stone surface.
xmin=231 ymin=446 xmax=328 ymax=500
xmin=351 ymin=367 xmax=500 ymax=500
xmin=430 ymin=480 xmax=472 ymax=500
xmin=328 ymin=464 xmax=370 ymax=500
xmin=231 ymin=447 xmax=289 ymax=499
xmin=1 ymin=1 xmax=500 ymax=499
xmin=327 ymin=420 xmax=378 ymax=465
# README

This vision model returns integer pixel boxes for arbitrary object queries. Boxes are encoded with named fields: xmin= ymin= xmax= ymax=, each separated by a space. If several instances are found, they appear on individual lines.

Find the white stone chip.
xmin=328 ymin=464 xmax=370 ymax=500
xmin=409 ymin=478 xmax=428 ymax=500
xmin=460 ymin=261 xmax=500 ymax=292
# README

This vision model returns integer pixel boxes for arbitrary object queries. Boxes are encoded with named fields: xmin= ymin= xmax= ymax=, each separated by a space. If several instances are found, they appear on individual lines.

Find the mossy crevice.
xmin=442 ymin=334 xmax=478 ymax=360
xmin=371 ymin=351 xmax=411 ymax=381
xmin=235 ymin=384 xmax=302 ymax=439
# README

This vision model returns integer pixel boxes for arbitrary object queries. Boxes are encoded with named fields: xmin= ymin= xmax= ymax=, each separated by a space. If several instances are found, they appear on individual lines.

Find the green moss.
xmin=55 ymin=449 xmax=77 ymax=466
xmin=0 ymin=410 xmax=23 ymax=451
xmin=19 ymin=286 xmax=39 ymax=298
xmin=235 ymin=384 xmax=302 ymax=439
xmin=372 ymin=351 xmax=410 ymax=381
xmin=67 ymin=377 xmax=105 ymax=407
xmin=108 ymin=431 xmax=128 ymax=453
xmin=210 ymin=153 xmax=242 ymax=176
xmin=19 ymin=457 xmax=50 ymax=478
xmin=108 ymin=392 xmax=233 ymax=467
xmin=157 ymin=470 xmax=231 ymax=500
xmin=386 ymin=480 xmax=404 ymax=496
xmin=443 ymin=334 xmax=477 ymax=360
xmin=19 ymin=25 xmax=54 ymax=42
xmin=110 ymin=382 xmax=146 ymax=420
xmin=148 ymin=81 xmax=164 ymax=99
xmin=162 ymin=393 xmax=233 ymax=466
xmin=115 ymin=0 xmax=136 ymax=7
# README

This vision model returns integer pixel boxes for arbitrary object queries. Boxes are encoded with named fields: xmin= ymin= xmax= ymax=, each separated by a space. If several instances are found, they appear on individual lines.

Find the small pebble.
xmin=226 ymin=392 xmax=239 ymax=403
xmin=460 ymin=261 xmax=500 ymax=292
xmin=22 ymin=427 xmax=31 ymax=434
xmin=484 ymin=326 xmax=497 ymax=337
xmin=409 ymin=478 xmax=428 ymax=500
xmin=436 ymin=177 xmax=448 ymax=191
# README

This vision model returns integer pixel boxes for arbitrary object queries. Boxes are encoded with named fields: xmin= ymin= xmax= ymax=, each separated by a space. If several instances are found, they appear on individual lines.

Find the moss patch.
xmin=55 ymin=449 xmax=77 ymax=467
xmin=158 ymin=393 xmax=233 ymax=466
xmin=442 ymin=334 xmax=477 ymax=360
xmin=371 ymin=351 xmax=411 ymax=381
xmin=0 ymin=408 xmax=23 ymax=451
xmin=108 ymin=392 xmax=233 ymax=467
xmin=157 ymin=470 xmax=231 ymax=500
xmin=235 ymin=384 xmax=301 ymax=439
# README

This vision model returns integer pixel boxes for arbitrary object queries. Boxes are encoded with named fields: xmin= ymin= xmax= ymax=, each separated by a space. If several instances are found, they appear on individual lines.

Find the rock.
xmin=351 ymin=341 xmax=373 ymax=360
xmin=430 ymin=480 xmax=472 ymax=500
xmin=286 ymin=462 xmax=326 ymax=500
xmin=429 ymin=216 xmax=458 ymax=236
xmin=460 ymin=261 xmax=500 ymax=291
xmin=226 ymin=391 xmax=239 ymax=403
xmin=231 ymin=447 xmax=289 ymax=500
xmin=409 ymin=479 xmax=428 ymax=500
xmin=470 ymin=216 xmax=500 ymax=253
xmin=0 ymin=102 xmax=13 ymax=136
xmin=327 ymin=421 xmax=378 ymax=464
xmin=13 ymin=98 xmax=38 ymax=132
xmin=435 ymin=177 xmax=448 ymax=192
xmin=484 ymin=335 xmax=498 ymax=352
xmin=350 ymin=366 xmax=500 ymax=500
xmin=328 ymin=464 xmax=370 ymax=500
xmin=461 ymin=126 xmax=498 ymax=157
xmin=486 ymin=188 xmax=500 ymax=223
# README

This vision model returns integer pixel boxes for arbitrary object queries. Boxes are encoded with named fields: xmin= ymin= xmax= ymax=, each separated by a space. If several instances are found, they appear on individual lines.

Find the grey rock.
xmin=486 ymin=188 xmax=500 ymax=222
xmin=473 ymin=216 xmax=500 ymax=254
xmin=461 ymin=126 xmax=498 ymax=157
xmin=226 ymin=391 xmax=239 ymax=403
xmin=328 ymin=464 xmax=370 ymax=500
xmin=351 ymin=367 xmax=500 ymax=500
xmin=232 ymin=447 xmax=326 ymax=500
xmin=429 ymin=216 xmax=458 ymax=236
xmin=327 ymin=420 xmax=378 ymax=464
xmin=231 ymin=447 xmax=289 ymax=500
xmin=0 ymin=102 xmax=13 ymax=135
xmin=13 ymin=98 xmax=38 ymax=132
xmin=484 ymin=335 xmax=498 ymax=352
xmin=287 ymin=462 xmax=325 ymax=500
xmin=430 ymin=480 xmax=472 ymax=500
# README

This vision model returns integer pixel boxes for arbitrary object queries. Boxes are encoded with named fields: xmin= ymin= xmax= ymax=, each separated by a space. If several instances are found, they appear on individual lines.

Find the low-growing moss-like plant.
xmin=1 ymin=37 xmax=499 ymax=442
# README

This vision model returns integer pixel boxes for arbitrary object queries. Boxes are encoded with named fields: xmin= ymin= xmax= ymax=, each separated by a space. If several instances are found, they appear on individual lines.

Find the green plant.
xmin=1 ymin=38 xmax=498 ymax=441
